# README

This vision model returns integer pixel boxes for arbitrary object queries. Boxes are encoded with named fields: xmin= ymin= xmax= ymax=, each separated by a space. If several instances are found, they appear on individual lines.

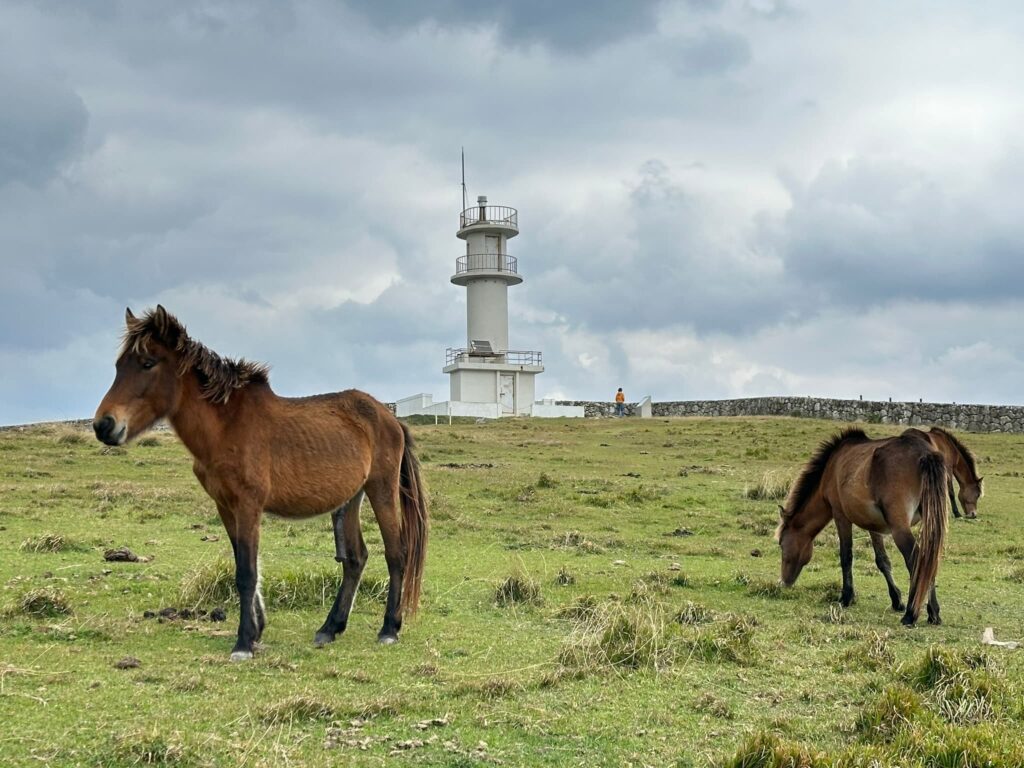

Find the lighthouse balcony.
xmin=451 ymin=253 xmax=522 ymax=286
xmin=459 ymin=205 xmax=518 ymax=231
xmin=446 ymin=347 xmax=543 ymax=366
xmin=455 ymin=253 xmax=518 ymax=275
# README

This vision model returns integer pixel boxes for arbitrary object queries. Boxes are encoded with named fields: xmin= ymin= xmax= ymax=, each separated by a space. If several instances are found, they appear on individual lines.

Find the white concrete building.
xmin=396 ymin=195 xmax=582 ymax=419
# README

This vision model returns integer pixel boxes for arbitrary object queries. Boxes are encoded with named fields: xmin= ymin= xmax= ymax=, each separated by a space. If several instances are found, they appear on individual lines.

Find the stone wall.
xmin=555 ymin=396 xmax=1024 ymax=433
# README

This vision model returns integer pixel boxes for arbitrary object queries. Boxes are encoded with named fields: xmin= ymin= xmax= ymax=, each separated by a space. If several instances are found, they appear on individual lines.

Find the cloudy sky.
xmin=2 ymin=0 xmax=1023 ymax=424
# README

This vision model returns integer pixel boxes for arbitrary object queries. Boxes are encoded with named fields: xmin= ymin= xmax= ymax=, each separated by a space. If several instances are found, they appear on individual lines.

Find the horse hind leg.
xmin=869 ymin=532 xmax=904 ymax=612
xmin=315 ymin=491 xmax=367 ymax=647
xmin=948 ymin=478 xmax=961 ymax=518
xmin=926 ymin=584 xmax=941 ymax=625
xmin=364 ymin=478 xmax=405 ymax=645
xmin=891 ymin=525 xmax=921 ymax=626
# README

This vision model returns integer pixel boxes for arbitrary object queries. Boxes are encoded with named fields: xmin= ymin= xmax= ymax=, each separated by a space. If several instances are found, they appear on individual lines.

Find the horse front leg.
xmin=834 ymin=513 xmax=856 ymax=607
xmin=869 ymin=532 xmax=904 ymax=612
xmin=226 ymin=507 xmax=263 ymax=660
xmin=315 ymin=491 xmax=367 ymax=646
xmin=948 ymin=478 xmax=961 ymax=518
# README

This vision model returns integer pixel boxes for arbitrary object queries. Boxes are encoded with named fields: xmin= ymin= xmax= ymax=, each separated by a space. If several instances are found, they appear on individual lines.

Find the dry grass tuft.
xmin=744 ymin=471 xmax=793 ymax=501
xmin=259 ymin=694 xmax=335 ymax=724
xmin=7 ymin=587 xmax=73 ymax=618
xmin=494 ymin=568 xmax=542 ymax=607
xmin=20 ymin=532 xmax=83 ymax=553
xmin=111 ymin=728 xmax=192 ymax=765
xmin=558 ymin=594 xmax=675 ymax=672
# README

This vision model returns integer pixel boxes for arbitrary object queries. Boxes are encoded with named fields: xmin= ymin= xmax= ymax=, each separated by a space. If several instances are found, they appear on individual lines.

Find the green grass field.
xmin=1 ymin=417 xmax=1023 ymax=767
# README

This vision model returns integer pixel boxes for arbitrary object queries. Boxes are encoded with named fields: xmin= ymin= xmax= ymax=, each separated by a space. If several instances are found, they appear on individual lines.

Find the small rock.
xmin=114 ymin=656 xmax=141 ymax=670
xmin=143 ymin=610 xmax=156 ymax=619
xmin=104 ymin=547 xmax=139 ymax=563
xmin=415 ymin=715 xmax=452 ymax=730
xmin=612 ymin=560 xmax=627 ymax=566
xmin=668 ymin=528 xmax=694 ymax=537
xmin=750 ymin=549 xmax=762 ymax=558
xmin=668 ymin=562 xmax=681 ymax=571
xmin=200 ymin=534 xmax=220 ymax=542
xmin=209 ymin=607 xmax=227 ymax=622
xmin=159 ymin=607 xmax=178 ymax=619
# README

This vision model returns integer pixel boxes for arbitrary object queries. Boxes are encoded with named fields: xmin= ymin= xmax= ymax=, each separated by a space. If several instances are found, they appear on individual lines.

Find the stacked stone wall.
xmin=554 ymin=397 xmax=1024 ymax=433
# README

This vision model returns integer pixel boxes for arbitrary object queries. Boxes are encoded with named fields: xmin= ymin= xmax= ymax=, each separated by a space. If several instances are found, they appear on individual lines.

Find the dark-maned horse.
xmin=776 ymin=428 xmax=948 ymax=626
xmin=913 ymin=427 xmax=983 ymax=519
xmin=93 ymin=306 xmax=428 ymax=660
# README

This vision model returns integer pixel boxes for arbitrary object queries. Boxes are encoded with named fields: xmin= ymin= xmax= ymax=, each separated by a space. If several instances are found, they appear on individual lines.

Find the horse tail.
xmin=911 ymin=451 xmax=948 ymax=618
xmin=398 ymin=422 xmax=428 ymax=616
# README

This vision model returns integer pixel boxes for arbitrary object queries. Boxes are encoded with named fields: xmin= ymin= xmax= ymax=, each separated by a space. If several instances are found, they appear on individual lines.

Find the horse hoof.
xmin=892 ymin=603 xmax=905 ymax=612
xmin=928 ymin=615 xmax=942 ymax=626
xmin=900 ymin=615 xmax=916 ymax=627
xmin=314 ymin=632 xmax=335 ymax=647
xmin=377 ymin=634 xmax=398 ymax=646
xmin=230 ymin=650 xmax=254 ymax=661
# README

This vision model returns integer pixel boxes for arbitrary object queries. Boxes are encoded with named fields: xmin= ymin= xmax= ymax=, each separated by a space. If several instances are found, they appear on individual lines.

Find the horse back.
xmin=254 ymin=389 xmax=402 ymax=516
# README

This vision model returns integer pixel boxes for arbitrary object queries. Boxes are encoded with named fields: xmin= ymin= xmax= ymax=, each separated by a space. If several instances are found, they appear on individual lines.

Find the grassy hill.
xmin=1 ymin=417 xmax=1022 ymax=766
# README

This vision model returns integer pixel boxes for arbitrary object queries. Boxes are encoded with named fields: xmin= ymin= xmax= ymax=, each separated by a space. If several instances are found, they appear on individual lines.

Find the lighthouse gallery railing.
xmin=455 ymin=254 xmax=519 ymax=275
xmin=446 ymin=348 xmax=543 ymax=366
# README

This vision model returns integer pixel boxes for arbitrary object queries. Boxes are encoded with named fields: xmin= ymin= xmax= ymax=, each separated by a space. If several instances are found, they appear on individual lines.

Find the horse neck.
xmin=798 ymin=490 xmax=832 ymax=536
xmin=167 ymin=372 xmax=229 ymax=464
xmin=936 ymin=435 xmax=975 ymax=485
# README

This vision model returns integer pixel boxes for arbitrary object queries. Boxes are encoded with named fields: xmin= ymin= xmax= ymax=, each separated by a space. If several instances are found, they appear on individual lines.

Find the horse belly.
xmin=842 ymin=499 xmax=890 ymax=534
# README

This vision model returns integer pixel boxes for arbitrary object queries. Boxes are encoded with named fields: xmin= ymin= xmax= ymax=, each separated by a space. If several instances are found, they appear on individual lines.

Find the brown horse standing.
xmin=93 ymin=306 xmax=428 ymax=660
xmin=776 ymin=428 xmax=948 ymax=626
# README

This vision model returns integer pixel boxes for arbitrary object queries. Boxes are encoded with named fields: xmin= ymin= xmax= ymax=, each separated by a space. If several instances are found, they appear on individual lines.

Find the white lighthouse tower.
xmin=443 ymin=196 xmax=543 ymax=415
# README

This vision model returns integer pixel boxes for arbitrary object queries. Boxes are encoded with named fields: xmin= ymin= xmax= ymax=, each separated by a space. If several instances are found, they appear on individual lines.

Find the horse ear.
xmin=125 ymin=307 xmax=136 ymax=324
xmin=153 ymin=304 xmax=168 ymax=333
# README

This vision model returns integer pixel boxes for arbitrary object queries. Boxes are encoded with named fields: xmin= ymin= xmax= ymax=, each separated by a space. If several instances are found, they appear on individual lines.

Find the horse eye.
xmin=141 ymin=358 xmax=157 ymax=370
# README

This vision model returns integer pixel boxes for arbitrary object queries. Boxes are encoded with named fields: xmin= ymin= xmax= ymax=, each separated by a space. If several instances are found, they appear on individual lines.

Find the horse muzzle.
xmin=93 ymin=415 xmax=127 ymax=446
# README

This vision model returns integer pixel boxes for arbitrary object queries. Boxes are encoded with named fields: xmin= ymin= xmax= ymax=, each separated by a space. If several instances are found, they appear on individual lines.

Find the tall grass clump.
xmin=744 ymin=471 xmax=792 ymax=501
xmin=905 ymin=646 xmax=1004 ymax=725
xmin=5 ymin=587 xmax=73 ymax=618
xmin=494 ymin=568 xmax=542 ymax=607
xmin=110 ymin=729 xmax=192 ymax=766
xmin=686 ymin=614 xmax=758 ymax=665
xmin=177 ymin=556 xmax=235 ymax=610
xmin=720 ymin=731 xmax=828 ymax=768
xmin=178 ymin=556 xmax=364 ymax=610
xmin=839 ymin=631 xmax=895 ymax=671
xmin=558 ymin=594 xmax=675 ymax=672
xmin=55 ymin=428 xmax=87 ymax=446
xmin=259 ymin=694 xmax=336 ymax=724
xmin=855 ymin=684 xmax=923 ymax=743
xmin=20 ymin=533 xmax=83 ymax=553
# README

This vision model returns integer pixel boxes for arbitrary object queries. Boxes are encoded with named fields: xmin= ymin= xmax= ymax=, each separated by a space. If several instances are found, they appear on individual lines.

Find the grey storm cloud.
xmin=345 ymin=0 xmax=665 ymax=52
xmin=0 ymin=64 xmax=88 ymax=187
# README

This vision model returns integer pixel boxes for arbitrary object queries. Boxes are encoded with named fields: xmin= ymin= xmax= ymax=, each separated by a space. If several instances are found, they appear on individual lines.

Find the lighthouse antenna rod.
xmin=461 ymin=147 xmax=467 ymax=215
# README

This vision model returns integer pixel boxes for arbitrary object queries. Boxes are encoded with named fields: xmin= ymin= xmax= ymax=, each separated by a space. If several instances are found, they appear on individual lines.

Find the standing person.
xmin=615 ymin=387 xmax=625 ymax=417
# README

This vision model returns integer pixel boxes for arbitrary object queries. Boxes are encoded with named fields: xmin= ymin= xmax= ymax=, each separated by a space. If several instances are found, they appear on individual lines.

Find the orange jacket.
xmin=615 ymin=391 xmax=625 ymax=403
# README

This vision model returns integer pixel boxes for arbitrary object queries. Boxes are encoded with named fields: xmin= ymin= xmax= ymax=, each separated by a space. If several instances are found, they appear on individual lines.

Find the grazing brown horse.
xmin=914 ymin=427 xmax=983 ymax=519
xmin=853 ymin=427 xmax=984 ymax=614
xmin=776 ymin=428 xmax=948 ymax=626
xmin=94 ymin=306 xmax=428 ymax=660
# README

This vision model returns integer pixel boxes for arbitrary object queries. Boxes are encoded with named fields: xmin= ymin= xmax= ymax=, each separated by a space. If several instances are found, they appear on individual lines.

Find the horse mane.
xmin=777 ymin=428 xmax=871 ymax=536
xmin=929 ymin=426 xmax=979 ymax=478
xmin=122 ymin=306 xmax=270 ymax=404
